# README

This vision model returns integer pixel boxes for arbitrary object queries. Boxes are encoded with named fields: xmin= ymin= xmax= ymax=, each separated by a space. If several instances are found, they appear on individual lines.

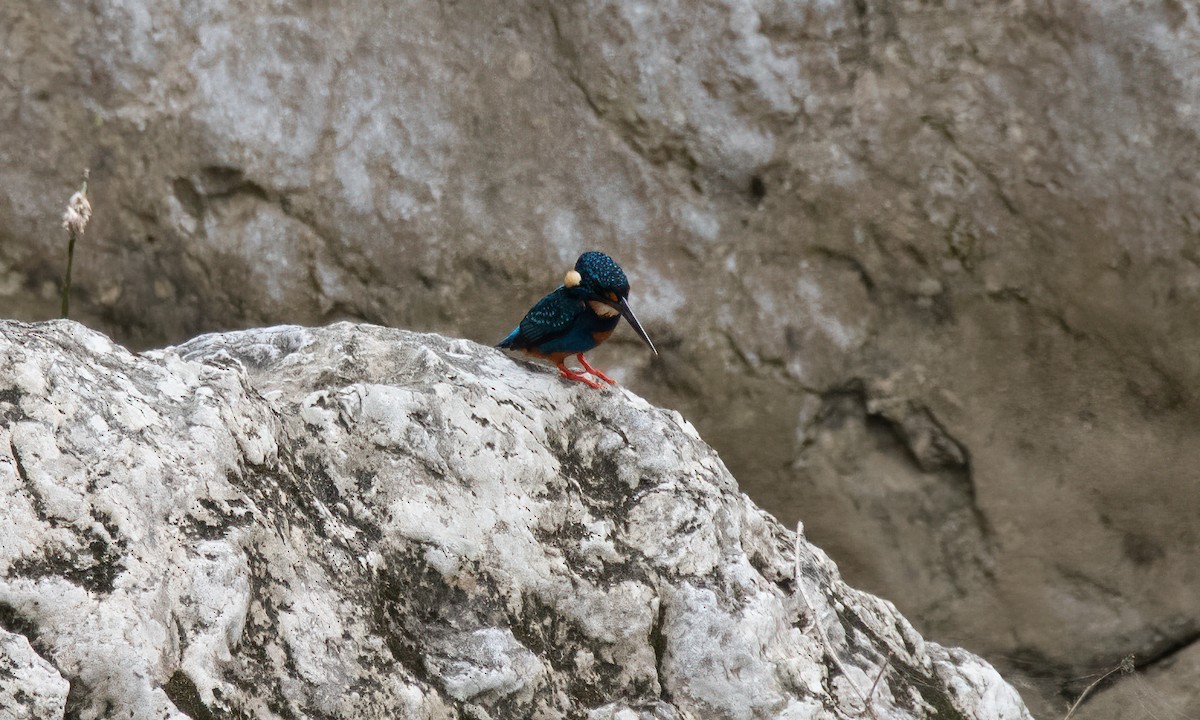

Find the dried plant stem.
xmin=1062 ymin=655 xmax=1135 ymax=720
xmin=61 ymin=230 xmax=77 ymax=318
xmin=59 ymin=170 xmax=91 ymax=319
xmin=794 ymin=521 xmax=888 ymax=718
xmin=866 ymin=650 xmax=893 ymax=703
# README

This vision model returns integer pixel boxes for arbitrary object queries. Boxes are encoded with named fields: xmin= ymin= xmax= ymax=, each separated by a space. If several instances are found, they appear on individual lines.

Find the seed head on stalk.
xmin=60 ymin=169 xmax=91 ymax=319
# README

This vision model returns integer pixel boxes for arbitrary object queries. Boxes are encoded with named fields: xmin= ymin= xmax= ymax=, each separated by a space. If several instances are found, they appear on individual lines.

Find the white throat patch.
xmin=588 ymin=300 xmax=620 ymax=318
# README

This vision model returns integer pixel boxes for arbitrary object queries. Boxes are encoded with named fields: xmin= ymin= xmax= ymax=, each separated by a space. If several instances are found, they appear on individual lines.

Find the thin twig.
xmin=866 ymin=650 xmax=893 ymax=704
xmin=795 ymin=521 xmax=886 ymax=718
xmin=1062 ymin=655 xmax=1135 ymax=720
xmin=61 ymin=230 xmax=77 ymax=318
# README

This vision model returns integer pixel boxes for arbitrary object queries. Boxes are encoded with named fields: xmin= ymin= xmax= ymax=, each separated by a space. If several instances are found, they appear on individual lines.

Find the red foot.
xmin=556 ymin=360 xmax=602 ymax=389
xmin=576 ymin=354 xmax=617 ymax=385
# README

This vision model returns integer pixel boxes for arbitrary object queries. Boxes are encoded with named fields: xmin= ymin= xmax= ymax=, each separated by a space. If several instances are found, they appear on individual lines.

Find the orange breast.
xmin=521 ymin=348 xmax=572 ymax=363
xmin=591 ymin=330 xmax=613 ymax=345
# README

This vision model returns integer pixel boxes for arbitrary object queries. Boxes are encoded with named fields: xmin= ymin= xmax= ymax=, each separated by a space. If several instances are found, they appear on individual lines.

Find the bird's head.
xmin=564 ymin=251 xmax=657 ymax=355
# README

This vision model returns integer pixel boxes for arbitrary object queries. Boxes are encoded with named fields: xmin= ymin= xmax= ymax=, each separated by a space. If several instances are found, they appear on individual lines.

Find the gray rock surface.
xmin=4 ymin=2 xmax=1199 ymax=715
xmin=0 ymin=320 xmax=1030 ymax=719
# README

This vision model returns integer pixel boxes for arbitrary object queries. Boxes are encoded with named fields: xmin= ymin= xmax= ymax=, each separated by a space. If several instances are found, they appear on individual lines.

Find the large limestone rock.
xmin=3 ymin=2 xmax=1198 ymax=714
xmin=0 ymin=320 xmax=1029 ymax=719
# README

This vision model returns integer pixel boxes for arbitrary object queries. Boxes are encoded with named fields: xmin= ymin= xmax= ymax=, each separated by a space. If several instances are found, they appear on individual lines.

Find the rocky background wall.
xmin=2 ymin=1 xmax=1197 ymax=716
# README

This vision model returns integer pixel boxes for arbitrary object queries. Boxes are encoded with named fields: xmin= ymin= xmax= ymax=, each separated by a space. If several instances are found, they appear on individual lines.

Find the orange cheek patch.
xmin=588 ymin=301 xmax=620 ymax=318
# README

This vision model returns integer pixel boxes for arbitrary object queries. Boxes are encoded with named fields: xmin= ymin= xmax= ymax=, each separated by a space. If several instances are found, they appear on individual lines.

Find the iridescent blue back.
xmin=497 ymin=287 xmax=619 ymax=353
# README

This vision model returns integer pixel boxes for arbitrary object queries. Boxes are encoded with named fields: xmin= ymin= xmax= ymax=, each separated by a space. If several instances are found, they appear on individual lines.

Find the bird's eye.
xmin=565 ymin=270 xmax=582 ymax=288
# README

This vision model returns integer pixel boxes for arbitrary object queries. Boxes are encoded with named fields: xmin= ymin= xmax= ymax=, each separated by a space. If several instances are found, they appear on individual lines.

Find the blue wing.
xmin=498 ymin=287 xmax=587 ymax=350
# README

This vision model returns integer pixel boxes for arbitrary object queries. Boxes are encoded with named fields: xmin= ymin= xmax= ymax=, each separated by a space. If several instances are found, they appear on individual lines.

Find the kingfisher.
xmin=498 ymin=251 xmax=658 ymax=389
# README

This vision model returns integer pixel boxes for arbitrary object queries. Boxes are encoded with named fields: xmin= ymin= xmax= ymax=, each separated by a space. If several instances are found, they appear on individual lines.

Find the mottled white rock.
xmin=0 ymin=320 xmax=1031 ymax=719
xmin=0 ymin=627 xmax=68 ymax=720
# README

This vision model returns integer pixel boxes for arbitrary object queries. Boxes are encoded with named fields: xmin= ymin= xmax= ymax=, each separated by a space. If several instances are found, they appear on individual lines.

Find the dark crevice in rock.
xmin=749 ymin=175 xmax=767 ymax=206
xmin=1065 ymin=633 xmax=1200 ymax=714
xmin=811 ymin=246 xmax=877 ymax=296
xmin=852 ymin=0 xmax=870 ymax=45
xmin=649 ymin=595 xmax=672 ymax=703
xmin=187 ymin=166 xmax=272 ymax=204
xmin=75 ymin=527 xmax=123 ymax=593
xmin=163 ymin=671 xmax=217 ymax=720
xmin=887 ymin=404 xmax=967 ymax=473
xmin=171 ymin=178 xmax=205 ymax=220
xmin=905 ymin=408 xmax=995 ymax=552
xmin=849 ymin=0 xmax=878 ymax=59
xmin=1135 ymin=630 xmax=1200 ymax=672
xmin=9 ymin=438 xmax=46 ymax=521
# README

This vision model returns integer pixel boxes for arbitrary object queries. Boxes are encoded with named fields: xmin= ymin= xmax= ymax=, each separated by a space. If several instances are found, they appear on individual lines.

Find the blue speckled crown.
xmin=575 ymin=252 xmax=629 ymax=294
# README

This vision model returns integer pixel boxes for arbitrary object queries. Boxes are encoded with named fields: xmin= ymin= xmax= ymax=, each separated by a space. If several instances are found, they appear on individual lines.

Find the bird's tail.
xmin=497 ymin=327 xmax=521 ymax=349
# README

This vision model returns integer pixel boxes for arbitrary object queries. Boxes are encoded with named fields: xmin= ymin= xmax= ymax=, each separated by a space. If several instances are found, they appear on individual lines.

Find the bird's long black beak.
xmin=618 ymin=297 xmax=658 ymax=356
